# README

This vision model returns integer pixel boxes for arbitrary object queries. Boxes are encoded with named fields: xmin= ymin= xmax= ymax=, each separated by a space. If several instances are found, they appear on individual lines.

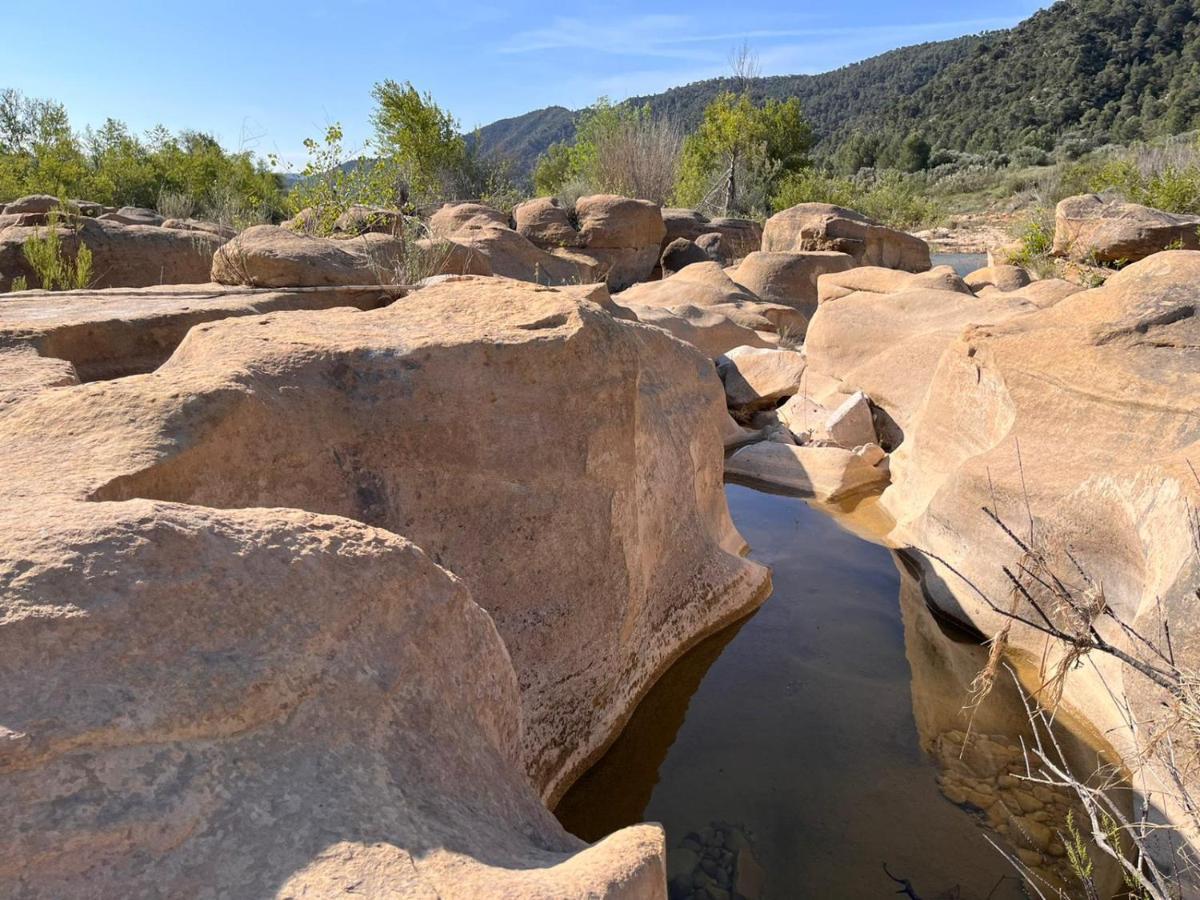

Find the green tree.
xmin=371 ymin=80 xmax=470 ymax=202
xmin=674 ymin=93 xmax=813 ymax=214
xmin=897 ymin=131 xmax=932 ymax=172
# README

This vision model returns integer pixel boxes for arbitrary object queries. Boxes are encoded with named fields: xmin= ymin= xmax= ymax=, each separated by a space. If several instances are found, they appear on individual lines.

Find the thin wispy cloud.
xmin=500 ymin=13 xmax=1021 ymax=62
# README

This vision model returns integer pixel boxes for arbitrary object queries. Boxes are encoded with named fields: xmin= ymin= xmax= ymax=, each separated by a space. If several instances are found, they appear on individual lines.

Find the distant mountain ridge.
xmin=474 ymin=0 xmax=1200 ymax=178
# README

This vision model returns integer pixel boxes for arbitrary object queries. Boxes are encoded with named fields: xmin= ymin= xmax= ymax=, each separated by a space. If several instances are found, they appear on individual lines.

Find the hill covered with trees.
xmin=477 ymin=0 xmax=1200 ymax=178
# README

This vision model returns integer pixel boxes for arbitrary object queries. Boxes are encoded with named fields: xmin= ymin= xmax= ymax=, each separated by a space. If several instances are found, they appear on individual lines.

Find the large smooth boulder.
xmin=513 ymin=197 xmax=583 ymax=248
xmin=211 ymin=224 xmax=404 ymax=287
xmin=763 ymin=203 xmax=931 ymax=272
xmin=963 ymin=264 xmax=1032 ymax=293
xmin=716 ymin=346 xmax=807 ymax=414
xmin=621 ymin=261 xmax=760 ymax=309
xmin=428 ymin=201 xmax=509 ymax=237
xmin=813 ymin=251 xmax=1200 ymax=836
xmin=1 ymin=216 xmax=226 ymax=291
xmin=0 ymin=283 xmax=406 ymax=388
xmin=0 ymin=275 xmax=774 ymax=896
xmin=708 ymin=217 xmax=763 ymax=260
xmin=621 ymin=303 xmax=772 ymax=357
xmin=575 ymin=194 xmax=666 ymax=290
xmin=660 ymin=208 xmax=713 ymax=246
xmin=660 ymin=237 xmax=710 ymax=276
xmin=1052 ymin=194 xmax=1200 ymax=263
xmin=0 ymin=496 xmax=666 ymax=899
xmin=725 ymin=442 xmax=889 ymax=502
xmin=620 ymin=261 xmax=807 ymax=338
xmin=56 ymin=277 xmax=768 ymax=798
xmin=98 ymin=205 xmax=165 ymax=226
xmin=447 ymin=220 xmax=597 ymax=285
xmin=817 ymin=265 xmax=970 ymax=304
xmin=733 ymin=250 xmax=856 ymax=319
xmin=805 ymin=284 xmax=1037 ymax=431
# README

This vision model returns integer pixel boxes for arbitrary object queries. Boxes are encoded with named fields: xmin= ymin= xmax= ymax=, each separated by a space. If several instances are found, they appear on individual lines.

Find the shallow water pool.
xmin=556 ymin=485 xmax=1032 ymax=899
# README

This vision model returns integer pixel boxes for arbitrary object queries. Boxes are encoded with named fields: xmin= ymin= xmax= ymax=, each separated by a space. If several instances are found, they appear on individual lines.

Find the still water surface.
xmin=556 ymin=485 xmax=1027 ymax=899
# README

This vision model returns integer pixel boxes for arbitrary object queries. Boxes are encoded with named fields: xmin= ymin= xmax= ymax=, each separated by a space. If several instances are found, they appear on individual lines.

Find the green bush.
xmin=22 ymin=209 xmax=92 ymax=290
xmin=771 ymin=169 xmax=941 ymax=230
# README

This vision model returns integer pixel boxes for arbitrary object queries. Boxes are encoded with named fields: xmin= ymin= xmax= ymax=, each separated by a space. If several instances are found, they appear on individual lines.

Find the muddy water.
xmin=556 ymin=485 xmax=1083 ymax=898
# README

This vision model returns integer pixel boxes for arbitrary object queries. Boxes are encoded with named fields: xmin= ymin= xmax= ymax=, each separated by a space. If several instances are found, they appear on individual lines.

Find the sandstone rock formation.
xmin=1 ymin=215 xmax=226 ymax=291
xmin=807 ymin=250 xmax=1200 ymax=838
xmin=816 ymin=265 xmax=971 ymax=304
xmin=660 ymin=237 xmax=711 ymax=276
xmin=575 ymin=195 xmax=666 ymax=290
xmin=763 ymin=203 xmax=931 ymax=272
xmin=1053 ymin=193 xmax=1200 ymax=263
xmin=621 ymin=303 xmax=772 ymax=357
xmin=619 ymin=262 xmax=807 ymax=341
xmin=513 ymin=197 xmax=583 ymax=248
xmin=0 ymin=276 xmax=771 ymax=897
xmin=211 ymin=224 xmax=406 ymax=287
xmin=0 ymin=283 xmax=406 ymax=390
xmin=429 ymin=201 xmax=510 ymax=237
xmin=707 ymin=217 xmax=763 ymax=260
xmin=725 ymin=442 xmax=889 ymax=502
xmin=963 ymin=264 xmax=1032 ymax=293
xmin=98 ymin=205 xmax=165 ymax=226
xmin=716 ymin=346 xmax=807 ymax=417
xmin=732 ymin=250 xmax=856 ymax=320
xmin=448 ymin=219 xmax=597 ymax=284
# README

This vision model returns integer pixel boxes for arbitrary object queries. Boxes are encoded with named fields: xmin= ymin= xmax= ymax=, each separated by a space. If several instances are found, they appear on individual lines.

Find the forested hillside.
xmin=477 ymin=0 xmax=1200 ymax=177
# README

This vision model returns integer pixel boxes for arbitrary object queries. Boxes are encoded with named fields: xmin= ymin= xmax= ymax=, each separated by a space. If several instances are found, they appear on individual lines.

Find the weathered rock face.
xmin=716 ymin=345 xmax=807 ymax=416
xmin=98 ymin=205 xmax=165 ymax=226
xmin=448 ymin=220 xmax=597 ymax=284
xmin=763 ymin=203 xmax=931 ymax=272
xmin=694 ymin=232 xmax=731 ymax=264
xmin=732 ymin=250 xmax=856 ymax=320
xmin=513 ymin=197 xmax=583 ymax=248
xmin=0 ymin=499 xmax=666 ymax=899
xmin=660 ymin=237 xmax=711 ymax=276
xmin=211 ymin=224 xmax=405 ymax=287
xmin=621 ymin=303 xmax=771 ymax=357
xmin=1053 ymin=193 xmax=1200 ymax=263
xmin=816 ymin=265 xmax=971 ymax=304
xmin=661 ymin=208 xmax=713 ymax=246
xmin=0 ymin=283 xmax=406 ymax=390
xmin=805 ymin=283 xmax=1037 ymax=432
xmin=707 ymin=217 xmax=763 ymax=260
xmin=963 ymin=264 xmax=1032 ymax=293
xmin=429 ymin=201 xmax=510 ymax=237
xmin=619 ymin=262 xmax=807 ymax=339
xmin=0 ymin=216 xmax=226 ymax=291
xmin=725 ymin=442 xmax=889 ymax=502
xmin=575 ymin=195 xmax=667 ymax=290
xmin=0 ymin=275 xmax=774 ymax=896
xmin=809 ymin=250 xmax=1200 ymax=832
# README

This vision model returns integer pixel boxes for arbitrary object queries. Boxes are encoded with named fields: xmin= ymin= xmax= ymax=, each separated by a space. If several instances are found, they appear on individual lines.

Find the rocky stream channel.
xmin=556 ymin=484 xmax=1128 ymax=900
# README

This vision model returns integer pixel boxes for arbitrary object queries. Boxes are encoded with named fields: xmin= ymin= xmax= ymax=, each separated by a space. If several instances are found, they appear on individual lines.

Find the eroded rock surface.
xmin=1 ymin=215 xmax=225 ymax=291
xmin=763 ymin=203 xmax=931 ymax=272
xmin=0 ymin=276 xmax=771 ymax=897
xmin=1053 ymin=193 xmax=1200 ymax=263
xmin=808 ymin=250 xmax=1200 ymax=832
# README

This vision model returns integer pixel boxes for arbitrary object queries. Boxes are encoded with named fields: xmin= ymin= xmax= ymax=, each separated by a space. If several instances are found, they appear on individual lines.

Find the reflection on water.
xmin=556 ymin=485 xmax=1030 ymax=898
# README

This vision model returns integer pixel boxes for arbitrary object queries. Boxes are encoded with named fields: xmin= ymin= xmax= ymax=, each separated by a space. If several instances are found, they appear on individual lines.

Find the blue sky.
xmin=4 ymin=1 xmax=1050 ymax=167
